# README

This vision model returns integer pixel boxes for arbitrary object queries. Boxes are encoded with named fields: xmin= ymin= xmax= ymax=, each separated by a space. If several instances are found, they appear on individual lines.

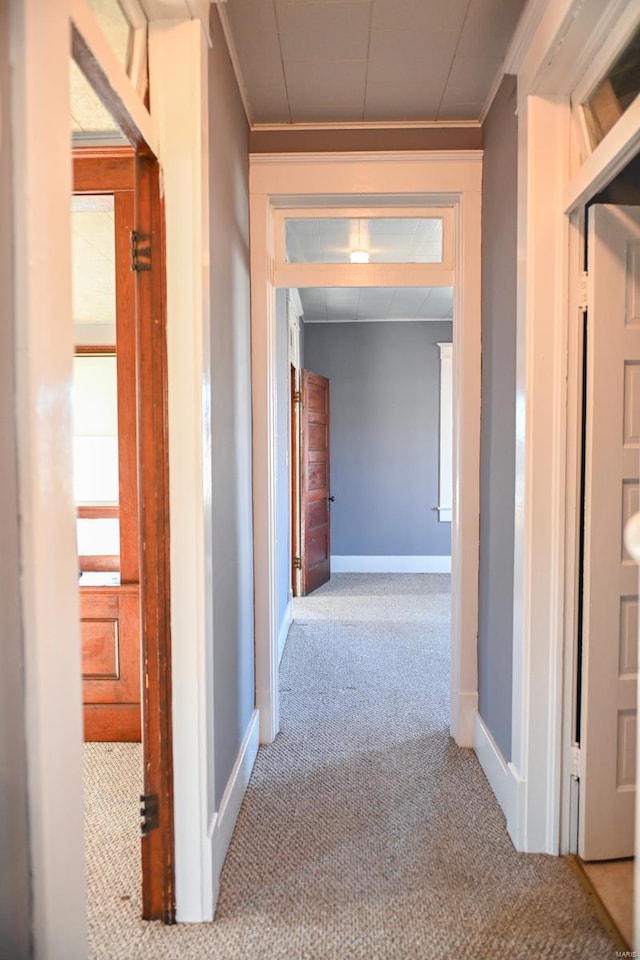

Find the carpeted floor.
xmin=85 ymin=573 xmax=614 ymax=958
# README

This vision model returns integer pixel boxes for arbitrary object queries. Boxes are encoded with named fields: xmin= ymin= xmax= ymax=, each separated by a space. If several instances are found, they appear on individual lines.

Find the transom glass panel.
xmin=285 ymin=217 xmax=444 ymax=264
xmin=582 ymin=23 xmax=640 ymax=149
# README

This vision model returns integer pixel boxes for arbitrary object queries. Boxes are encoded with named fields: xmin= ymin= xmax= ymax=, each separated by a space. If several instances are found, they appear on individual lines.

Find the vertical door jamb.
xmin=135 ymin=153 xmax=175 ymax=923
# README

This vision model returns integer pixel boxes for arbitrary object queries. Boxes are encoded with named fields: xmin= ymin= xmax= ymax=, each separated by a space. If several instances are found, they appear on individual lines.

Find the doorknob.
xmin=328 ymin=495 xmax=335 ymax=502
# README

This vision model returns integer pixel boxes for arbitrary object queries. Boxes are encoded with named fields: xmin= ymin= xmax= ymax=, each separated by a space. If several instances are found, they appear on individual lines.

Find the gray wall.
xmin=0 ymin=0 xmax=32 ymax=950
xmin=275 ymin=290 xmax=291 ymax=632
xmin=209 ymin=9 xmax=255 ymax=808
xmin=478 ymin=75 xmax=518 ymax=761
xmin=304 ymin=321 xmax=452 ymax=557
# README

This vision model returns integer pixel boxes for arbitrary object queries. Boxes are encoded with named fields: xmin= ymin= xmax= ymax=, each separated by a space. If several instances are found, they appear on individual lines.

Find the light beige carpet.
xmin=85 ymin=573 xmax=613 ymax=959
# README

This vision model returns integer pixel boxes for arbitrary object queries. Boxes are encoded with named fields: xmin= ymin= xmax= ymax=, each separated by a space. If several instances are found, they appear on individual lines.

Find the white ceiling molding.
xmin=510 ymin=0 xmax=633 ymax=111
xmin=479 ymin=0 xmax=548 ymax=124
xmin=251 ymin=120 xmax=482 ymax=133
xmin=250 ymin=150 xmax=484 ymax=167
xmin=502 ymin=0 xmax=550 ymax=79
xmin=215 ymin=3 xmax=254 ymax=127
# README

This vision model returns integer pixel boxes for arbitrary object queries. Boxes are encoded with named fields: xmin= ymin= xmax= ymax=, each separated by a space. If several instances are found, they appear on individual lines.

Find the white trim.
xmin=11 ymin=1 xmax=88 ymax=953
xmin=473 ymin=712 xmax=518 ymax=844
xmin=278 ymin=600 xmax=292 ymax=664
xmin=511 ymin=94 xmax=571 ymax=854
xmin=251 ymin=188 xmax=281 ymax=746
xmin=250 ymin=152 xmax=482 ymax=755
xmin=210 ymin=710 xmax=260 ymax=908
xmin=457 ymin=692 xmax=479 ymax=749
xmin=571 ymin=0 xmax=640 ymax=110
xmin=331 ymin=555 xmax=452 ymax=574
xmin=251 ymin=149 xmax=484 ymax=168
xmin=502 ymin=0 xmax=549 ymax=78
xmin=437 ymin=342 xmax=453 ymax=524
xmin=251 ymin=120 xmax=482 ymax=132
xmin=480 ymin=0 xmax=548 ymax=125
xmin=148 ymin=19 xmax=214 ymax=922
xmin=564 ymin=94 xmax=640 ymax=213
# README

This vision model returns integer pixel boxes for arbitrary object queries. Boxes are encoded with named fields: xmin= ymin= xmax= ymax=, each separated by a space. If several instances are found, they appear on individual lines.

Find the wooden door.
xmin=296 ymin=369 xmax=331 ymax=596
xmin=579 ymin=204 xmax=640 ymax=860
xmin=73 ymin=148 xmax=174 ymax=921
xmin=73 ymin=149 xmax=141 ymax=742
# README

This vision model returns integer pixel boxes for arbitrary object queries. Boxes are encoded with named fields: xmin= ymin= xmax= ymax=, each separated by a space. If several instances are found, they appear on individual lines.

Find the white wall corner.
xmin=455 ymin=691 xmax=478 ymax=748
xmin=278 ymin=600 xmax=293 ymax=665
xmin=473 ymin=712 xmax=518 ymax=843
xmin=211 ymin=709 xmax=260 ymax=909
xmin=148 ymin=17 xmax=214 ymax=923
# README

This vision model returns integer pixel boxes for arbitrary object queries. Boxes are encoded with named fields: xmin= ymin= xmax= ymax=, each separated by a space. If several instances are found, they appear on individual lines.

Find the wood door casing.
xmin=300 ymin=369 xmax=331 ymax=595
xmin=135 ymin=152 xmax=175 ymax=923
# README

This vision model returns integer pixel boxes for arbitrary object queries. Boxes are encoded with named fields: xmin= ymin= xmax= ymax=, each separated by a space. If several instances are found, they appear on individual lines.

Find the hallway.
xmin=87 ymin=574 xmax=613 ymax=958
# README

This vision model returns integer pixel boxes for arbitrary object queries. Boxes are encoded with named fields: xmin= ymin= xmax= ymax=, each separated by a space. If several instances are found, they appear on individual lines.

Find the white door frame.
xmin=11 ymin=0 xmax=220 ymax=941
xmin=249 ymin=151 xmax=483 ymax=747
xmin=503 ymin=0 xmax=640 ymax=855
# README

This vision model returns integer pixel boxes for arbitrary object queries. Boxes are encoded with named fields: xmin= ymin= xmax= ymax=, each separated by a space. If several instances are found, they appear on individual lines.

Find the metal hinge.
xmin=140 ymin=793 xmax=159 ymax=835
xmin=578 ymin=271 xmax=588 ymax=313
xmin=569 ymin=744 xmax=582 ymax=779
xmin=131 ymin=231 xmax=152 ymax=272
xmin=293 ymin=390 xmax=302 ymax=404
xmin=293 ymin=556 xmax=302 ymax=570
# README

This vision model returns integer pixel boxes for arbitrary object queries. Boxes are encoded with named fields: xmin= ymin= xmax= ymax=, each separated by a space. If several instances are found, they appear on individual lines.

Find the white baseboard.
xmin=331 ymin=555 xmax=452 ymax=573
xmin=278 ymin=600 xmax=292 ymax=665
xmin=473 ymin=711 xmax=517 ymax=838
xmin=211 ymin=709 xmax=260 ymax=908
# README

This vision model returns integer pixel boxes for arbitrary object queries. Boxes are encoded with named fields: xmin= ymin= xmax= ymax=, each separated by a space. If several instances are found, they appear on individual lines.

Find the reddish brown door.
xmin=298 ymin=369 xmax=331 ymax=595
xmin=74 ymin=148 xmax=174 ymax=922
xmin=74 ymin=149 xmax=141 ymax=742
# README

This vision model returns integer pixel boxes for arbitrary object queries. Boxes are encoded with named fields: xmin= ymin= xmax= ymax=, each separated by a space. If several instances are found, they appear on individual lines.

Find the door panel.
xmin=299 ymin=369 xmax=331 ymax=595
xmin=580 ymin=204 xmax=640 ymax=860
xmin=81 ymin=587 xmax=141 ymax=741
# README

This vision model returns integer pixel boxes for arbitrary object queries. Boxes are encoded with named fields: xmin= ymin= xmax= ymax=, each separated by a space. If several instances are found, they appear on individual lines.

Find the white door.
xmin=580 ymin=204 xmax=640 ymax=861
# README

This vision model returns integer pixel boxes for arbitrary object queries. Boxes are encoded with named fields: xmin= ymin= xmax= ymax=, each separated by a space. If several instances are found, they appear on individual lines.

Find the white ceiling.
xmin=222 ymin=0 xmax=528 ymax=125
xmin=298 ymin=286 xmax=453 ymax=322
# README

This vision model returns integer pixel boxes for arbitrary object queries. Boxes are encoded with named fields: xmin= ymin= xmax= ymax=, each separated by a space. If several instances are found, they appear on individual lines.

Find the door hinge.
xmin=131 ymin=231 xmax=152 ymax=272
xmin=578 ymin=271 xmax=588 ymax=313
xmin=293 ymin=390 xmax=302 ymax=404
xmin=293 ymin=556 xmax=302 ymax=570
xmin=569 ymin=744 xmax=582 ymax=779
xmin=140 ymin=793 xmax=159 ymax=835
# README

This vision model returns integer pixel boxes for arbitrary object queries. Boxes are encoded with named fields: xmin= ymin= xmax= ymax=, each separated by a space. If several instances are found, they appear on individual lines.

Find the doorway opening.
xmin=71 ymin=51 xmax=174 ymax=926
xmin=569 ymin=153 xmax=640 ymax=949
xmin=249 ymin=156 xmax=482 ymax=748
